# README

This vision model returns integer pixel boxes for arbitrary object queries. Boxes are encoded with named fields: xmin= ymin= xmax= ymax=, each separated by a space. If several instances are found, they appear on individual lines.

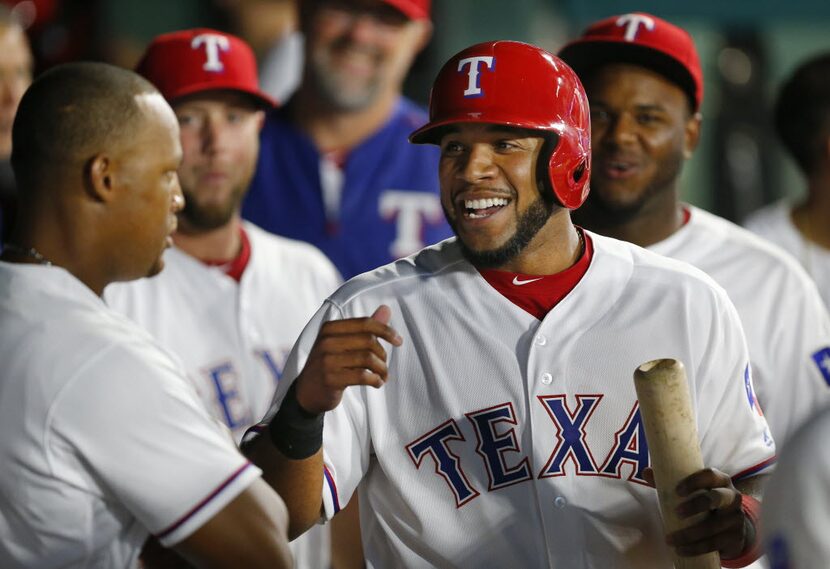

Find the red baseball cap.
xmin=558 ymin=13 xmax=703 ymax=110
xmin=382 ymin=0 xmax=430 ymax=20
xmin=136 ymin=28 xmax=276 ymax=108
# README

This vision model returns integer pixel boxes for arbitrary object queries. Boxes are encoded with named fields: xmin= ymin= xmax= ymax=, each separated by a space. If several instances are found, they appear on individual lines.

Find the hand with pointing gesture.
xmin=294 ymin=305 xmax=403 ymax=415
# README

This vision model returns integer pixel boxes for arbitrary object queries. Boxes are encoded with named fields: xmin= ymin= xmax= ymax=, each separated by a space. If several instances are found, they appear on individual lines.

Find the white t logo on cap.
xmin=457 ymin=56 xmax=495 ymax=97
xmin=191 ymin=33 xmax=230 ymax=72
xmin=616 ymin=14 xmax=655 ymax=41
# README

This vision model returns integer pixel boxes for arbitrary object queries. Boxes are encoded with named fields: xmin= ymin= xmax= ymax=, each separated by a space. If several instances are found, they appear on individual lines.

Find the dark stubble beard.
xmin=576 ymin=149 xmax=685 ymax=227
xmin=309 ymin=42 xmax=380 ymax=112
xmin=179 ymin=181 xmax=247 ymax=232
xmin=446 ymin=192 xmax=555 ymax=269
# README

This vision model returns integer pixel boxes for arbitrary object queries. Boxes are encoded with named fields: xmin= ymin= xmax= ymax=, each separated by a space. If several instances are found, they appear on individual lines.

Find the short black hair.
xmin=774 ymin=53 xmax=830 ymax=176
xmin=11 ymin=61 xmax=159 ymax=191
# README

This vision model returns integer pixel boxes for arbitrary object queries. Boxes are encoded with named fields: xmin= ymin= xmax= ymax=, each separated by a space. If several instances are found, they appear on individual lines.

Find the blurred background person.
xmin=241 ymin=0 xmax=453 ymax=279
xmin=228 ymin=0 xmax=303 ymax=104
xmin=560 ymin=13 xmax=830 ymax=447
xmin=743 ymin=52 xmax=830 ymax=308
xmin=104 ymin=29 xmax=341 ymax=569
xmin=762 ymin=397 xmax=830 ymax=569
xmin=0 ymin=5 xmax=32 ymax=245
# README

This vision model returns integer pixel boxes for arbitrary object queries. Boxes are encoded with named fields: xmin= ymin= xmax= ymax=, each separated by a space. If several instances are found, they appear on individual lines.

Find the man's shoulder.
xmin=4 ymin=277 xmax=179 ymax=398
xmin=686 ymin=207 xmax=816 ymax=292
xmin=592 ymin=231 xmax=730 ymax=303
xmin=328 ymin=238 xmax=463 ymax=306
xmin=743 ymin=199 xmax=791 ymax=230
xmin=245 ymin=222 xmax=340 ymax=279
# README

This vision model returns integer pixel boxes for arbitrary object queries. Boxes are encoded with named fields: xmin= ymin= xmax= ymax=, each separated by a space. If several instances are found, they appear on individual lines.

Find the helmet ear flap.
xmin=547 ymin=124 xmax=591 ymax=209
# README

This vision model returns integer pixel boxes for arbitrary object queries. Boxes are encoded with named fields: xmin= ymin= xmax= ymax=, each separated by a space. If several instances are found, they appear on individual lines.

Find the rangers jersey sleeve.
xmin=50 ymin=336 xmax=261 ymax=546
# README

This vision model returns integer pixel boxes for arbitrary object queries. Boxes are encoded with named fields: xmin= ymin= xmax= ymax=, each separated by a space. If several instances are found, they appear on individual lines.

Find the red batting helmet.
xmin=409 ymin=40 xmax=591 ymax=209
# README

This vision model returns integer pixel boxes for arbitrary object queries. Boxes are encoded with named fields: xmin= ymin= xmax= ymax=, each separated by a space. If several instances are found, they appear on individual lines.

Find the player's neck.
xmin=489 ymin=212 xmax=583 ymax=275
xmin=576 ymin=191 xmax=684 ymax=249
xmin=291 ymin=85 xmax=398 ymax=153
xmin=173 ymin=216 xmax=243 ymax=263
xmin=794 ymin=175 xmax=830 ymax=249
xmin=4 ymin=202 xmax=110 ymax=296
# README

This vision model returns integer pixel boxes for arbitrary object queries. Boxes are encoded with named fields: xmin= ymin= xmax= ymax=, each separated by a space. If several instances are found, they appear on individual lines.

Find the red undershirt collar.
xmin=478 ymin=229 xmax=594 ymax=320
xmin=200 ymin=225 xmax=252 ymax=283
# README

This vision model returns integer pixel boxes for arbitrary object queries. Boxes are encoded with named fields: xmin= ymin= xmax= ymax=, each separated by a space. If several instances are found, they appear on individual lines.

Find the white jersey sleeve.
xmin=762 ymin=406 xmax=830 ymax=568
xmin=52 ymin=337 xmax=261 ymax=546
xmin=653 ymin=207 xmax=830 ymax=444
xmin=694 ymin=287 xmax=775 ymax=479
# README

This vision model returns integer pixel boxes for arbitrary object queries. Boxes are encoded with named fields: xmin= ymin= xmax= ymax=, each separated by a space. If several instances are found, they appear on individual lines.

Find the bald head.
xmin=11 ymin=61 xmax=160 ymax=192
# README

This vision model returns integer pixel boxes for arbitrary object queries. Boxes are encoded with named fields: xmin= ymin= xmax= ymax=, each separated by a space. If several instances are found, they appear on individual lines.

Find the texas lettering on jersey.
xmin=406 ymin=395 xmax=649 ymax=508
xmin=198 ymin=347 xmax=289 ymax=433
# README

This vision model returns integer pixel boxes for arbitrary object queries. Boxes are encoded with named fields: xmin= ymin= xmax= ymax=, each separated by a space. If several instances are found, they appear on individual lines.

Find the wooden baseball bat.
xmin=633 ymin=358 xmax=720 ymax=569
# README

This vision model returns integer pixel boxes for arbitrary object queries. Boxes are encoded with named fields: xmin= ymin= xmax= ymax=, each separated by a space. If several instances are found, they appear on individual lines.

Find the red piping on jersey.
xmin=324 ymin=464 xmax=341 ymax=514
xmin=201 ymin=225 xmax=252 ymax=283
xmin=155 ymin=462 xmax=253 ymax=539
xmin=681 ymin=205 xmax=692 ymax=225
xmin=731 ymin=455 xmax=777 ymax=482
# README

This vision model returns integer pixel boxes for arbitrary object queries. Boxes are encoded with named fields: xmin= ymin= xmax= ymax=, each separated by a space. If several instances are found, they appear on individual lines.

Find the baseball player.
xmin=762 ymin=404 xmax=830 ymax=569
xmin=241 ymin=0 xmax=454 ymax=279
xmin=743 ymin=52 xmax=830 ymax=309
xmin=245 ymin=40 xmax=776 ymax=568
xmin=0 ymin=62 xmax=291 ymax=568
xmin=104 ymin=29 xmax=340 ymax=569
xmin=558 ymin=13 xmax=830 ymax=445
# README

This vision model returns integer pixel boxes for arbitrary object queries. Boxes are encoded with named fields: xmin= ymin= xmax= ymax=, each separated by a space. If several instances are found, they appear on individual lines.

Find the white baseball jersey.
xmin=105 ymin=221 xmax=339 ymax=569
xmin=743 ymin=200 xmax=830 ymax=309
xmin=105 ymin=221 xmax=340 ymax=443
xmin=650 ymin=206 xmax=830 ymax=443
xmin=263 ymin=233 xmax=775 ymax=569
xmin=0 ymin=262 xmax=262 ymax=569
xmin=762 ymin=404 xmax=830 ymax=569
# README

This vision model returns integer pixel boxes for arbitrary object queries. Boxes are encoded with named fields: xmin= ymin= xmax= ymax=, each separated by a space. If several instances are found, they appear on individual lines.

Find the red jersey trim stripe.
xmin=155 ymin=462 xmax=254 ymax=539
xmin=324 ymin=464 xmax=341 ymax=514
xmin=731 ymin=455 xmax=777 ymax=482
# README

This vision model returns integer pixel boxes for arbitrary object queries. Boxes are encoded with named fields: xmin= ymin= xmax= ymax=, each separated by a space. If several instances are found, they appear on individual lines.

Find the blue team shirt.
xmin=242 ymin=97 xmax=453 ymax=279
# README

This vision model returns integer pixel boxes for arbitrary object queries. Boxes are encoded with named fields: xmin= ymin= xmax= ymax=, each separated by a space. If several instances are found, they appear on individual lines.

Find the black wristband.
xmin=268 ymin=381 xmax=324 ymax=460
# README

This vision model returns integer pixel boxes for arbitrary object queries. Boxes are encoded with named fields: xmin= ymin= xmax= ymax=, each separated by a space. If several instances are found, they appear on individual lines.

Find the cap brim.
xmin=559 ymin=39 xmax=698 ymax=110
xmin=168 ymin=82 xmax=278 ymax=109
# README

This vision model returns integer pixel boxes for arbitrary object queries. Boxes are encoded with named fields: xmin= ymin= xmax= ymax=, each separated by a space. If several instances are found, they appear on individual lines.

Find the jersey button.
xmin=540 ymin=372 xmax=553 ymax=385
xmin=534 ymin=334 xmax=547 ymax=346
xmin=554 ymin=496 xmax=567 ymax=509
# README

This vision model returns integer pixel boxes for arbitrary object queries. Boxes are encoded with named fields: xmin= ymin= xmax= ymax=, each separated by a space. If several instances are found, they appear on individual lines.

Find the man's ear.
xmin=683 ymin=112 xmax=702 ymax=159
xmin=86 ymin=153 xmax=116 ymax=203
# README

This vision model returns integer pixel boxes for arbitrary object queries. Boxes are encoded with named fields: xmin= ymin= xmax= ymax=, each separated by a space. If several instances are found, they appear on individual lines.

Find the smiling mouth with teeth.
xmin=463 ymin=197 xmax=510 ymax=219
